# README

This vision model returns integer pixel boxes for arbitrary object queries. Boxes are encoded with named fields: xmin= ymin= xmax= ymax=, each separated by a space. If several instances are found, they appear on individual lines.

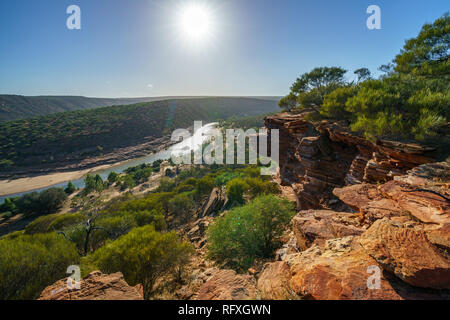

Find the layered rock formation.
xmin=257 ymin=160 xmax=450 ymax=300
xmin=265 ymin=114 xmax=437 ymax=210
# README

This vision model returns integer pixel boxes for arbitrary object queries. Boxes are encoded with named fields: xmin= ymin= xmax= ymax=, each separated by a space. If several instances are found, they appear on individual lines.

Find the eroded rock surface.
xmin=195 ymin=269 xmax=258 ymax=300
xmin=39 ymin=271 xmax=143 ymax=300
xmin=265 ymin=114 xmax=437 ymax=210
xmin=360 ymin=219 xmax=450 ymax=289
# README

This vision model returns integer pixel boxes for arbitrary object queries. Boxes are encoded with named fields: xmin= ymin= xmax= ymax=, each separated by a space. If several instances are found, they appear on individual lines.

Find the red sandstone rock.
xmin=291 ymin=210 xmax=364 ymax=251
xmin=359 ymin=219 xmax=450 ymax=289
xmin=265 ymin=114 xmax=437 ymax=211
xmin=38 ymin=271 xmax=144 ymax=300
xmin=195 ymin=269 xmax=258 ymax=300
xmin=285 ymin=238 xmax=405 ymax=300
xmin=257 ymin=261 xmax=297 ymax=300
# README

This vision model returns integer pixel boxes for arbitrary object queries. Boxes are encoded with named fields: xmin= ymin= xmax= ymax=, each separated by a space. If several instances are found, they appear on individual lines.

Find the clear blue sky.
xmin=0 ymin=0 xmax=448 ymax=97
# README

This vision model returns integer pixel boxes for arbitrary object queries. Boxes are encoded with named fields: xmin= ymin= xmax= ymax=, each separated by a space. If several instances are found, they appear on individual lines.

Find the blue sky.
xmin=0 ymin=0 xmax=448 ymax=97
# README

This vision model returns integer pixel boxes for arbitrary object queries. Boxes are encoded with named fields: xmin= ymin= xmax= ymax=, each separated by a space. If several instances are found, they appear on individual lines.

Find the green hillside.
xmin=0 ymin=97 xmax=279 ymax=172
xmin=0 ymin=95 xmax=202 ymax=122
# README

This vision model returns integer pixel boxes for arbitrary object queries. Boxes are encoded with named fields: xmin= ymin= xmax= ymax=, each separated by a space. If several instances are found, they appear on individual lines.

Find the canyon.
xmin=39 ymin=112 xmax=450 ymax=300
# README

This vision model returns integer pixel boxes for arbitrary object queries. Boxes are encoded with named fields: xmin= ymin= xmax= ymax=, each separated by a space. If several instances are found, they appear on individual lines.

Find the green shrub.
xmin=226 ymin=178 xmax=249 ymax=205
xmin=207 ymin=195 xmax=295 ymax=271
xmin=168 ymin=193 xmax=195 ymax=222
xmin=25 ymin=213 xmax=85 ymax=235
xmin=16 ymin=188 xmax=67 ymax=216
xmin=244 ymin=177 xmax=279 ymax=199
xmin=65 ymin=181 xmax=76 ymax=195
xmin=158 ymin=178 xmax=176 ymax=192
xmin=0 ymin=233 xmax=80 ymax=300
xmin=107 ymin=172 xmax=118 ymax=184
xmin=82 ymin=225 xmax=193 ymax=299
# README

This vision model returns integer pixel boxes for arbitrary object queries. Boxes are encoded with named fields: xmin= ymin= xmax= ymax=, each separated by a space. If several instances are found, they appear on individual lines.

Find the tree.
xmin=207 ymin=195 xmax=295 ymax=270
xmin=354 ymin=68 xmax=371 ymax=82
xmin=321 ymin=86 xmax=359 ymax=120
xmin=278 ymin=93 xmax=297 ymax=112
xmin=120 ymin=174 xmax=136 ymax=190
xmin=37 ymin=188 xmax=68 ymax=214
xmin=289 ymin=67 xmax=348 ymax=110
xmin=83 ymin=225 xmax=193 ymax=299
xmin=65 ymin=181 xmax=76 ymax=194
xmin=16 ymin=188 xmax=67 ymax=216
xmin=107 ymin=172 xmax=118 ymax=184
xmin=394 ymin=13 xmax=449 ymax=77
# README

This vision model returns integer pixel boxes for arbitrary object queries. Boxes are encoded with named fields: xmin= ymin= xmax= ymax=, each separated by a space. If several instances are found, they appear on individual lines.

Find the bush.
xmin=83 ymin=225 xmax=193 ymax=299
xmin=244 ymin=177 xmax=279 ymax=199
xmin=207 ymin=195 xmax=295 ymax=270
xmin=226 ymin=178 xmax=249 ymax=205
xmin=16 ymin=188 xmax=67 ymax=216
xmin=158 ymin=178 xmax=176 ymax=192
xmin=107 ymin=172 xmax=118 ymax=184
xmin=168 ymin=193 xmax=195 ymax=222
xmin=194 ymin=176 xmax=214 ymax=200
xmin=25 ymin=213 xmax=84 ymax=235
xmin=0 ymin=233 xmax=80 ymax=300
xmin=65 ymin=181 xmax=76 ymax=195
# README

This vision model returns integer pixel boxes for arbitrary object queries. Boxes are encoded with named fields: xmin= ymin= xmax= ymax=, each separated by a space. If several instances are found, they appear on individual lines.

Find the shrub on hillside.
xmin=25 ymin=213 xmax=85 ymax=235
xmin=16 ymin=188 xmax=67 ymax=216
xmin=0 ymin=233 xmax=79 ymax=300
xmin=207 ymin=194 xmax=295 ymax=270
xmin=82 ymin=225 xmax=193 ymax=299
xmin=226 ymin=178 xmax=249 ymax=205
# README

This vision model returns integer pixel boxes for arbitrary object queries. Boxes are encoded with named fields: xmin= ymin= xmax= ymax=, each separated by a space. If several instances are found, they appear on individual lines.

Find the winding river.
xmin=0 ymin=123 xmax=218 ymax=203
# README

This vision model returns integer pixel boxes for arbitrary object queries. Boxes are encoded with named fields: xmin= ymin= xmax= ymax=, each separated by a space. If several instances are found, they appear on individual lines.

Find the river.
xmin=0 ymin=123 xmax=218 ymax=203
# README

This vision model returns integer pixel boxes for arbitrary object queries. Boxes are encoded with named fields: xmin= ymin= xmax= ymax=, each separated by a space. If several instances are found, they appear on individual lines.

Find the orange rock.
xmin=257 ymin=261 xmax=297 ymax=300
xmin=38 ymin=271 xmax=144 ymax=300
xmin=360 ymin=219 xmax=450 ymax=289
xmin=286 ymin=239 xmax=404 ymax=300
xmin=292 ymin=210 xmax=364 ymax=251
xmin=195 ymin=269 xmax=257 ymax=300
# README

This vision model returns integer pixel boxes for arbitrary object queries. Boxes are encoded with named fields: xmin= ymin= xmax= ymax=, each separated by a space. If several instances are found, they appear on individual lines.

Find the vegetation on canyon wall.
xmin=279 ymin=14 xmax=449 ymax=143
xmin=0 ymin=160 xmax=284 ymax=299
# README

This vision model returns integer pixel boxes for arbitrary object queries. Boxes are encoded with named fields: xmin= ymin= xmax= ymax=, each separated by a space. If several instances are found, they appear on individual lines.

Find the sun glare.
xmin=177 ymin=3 xmax=214 ymax=43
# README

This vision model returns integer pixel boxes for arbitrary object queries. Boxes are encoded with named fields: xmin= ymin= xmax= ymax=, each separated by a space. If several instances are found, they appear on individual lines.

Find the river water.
xmin=0 ymin=123 xmax=218 ymax=203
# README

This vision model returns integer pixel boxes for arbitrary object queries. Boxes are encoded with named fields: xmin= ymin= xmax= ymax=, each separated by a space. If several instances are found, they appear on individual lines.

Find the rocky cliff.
xmin=258 ymin=113 xmax=450 ymax=299
xmin=265 ymin=113 xmax=437 ymax=210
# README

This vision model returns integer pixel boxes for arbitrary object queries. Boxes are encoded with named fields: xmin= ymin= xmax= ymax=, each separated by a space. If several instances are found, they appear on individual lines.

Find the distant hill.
xmin=0 ymin=97 xmax=280 ymax=172
xmin=0 ymin=95 xmax=281 ymax=122
xmin=0 ymin=95 xmax=198 ymax=122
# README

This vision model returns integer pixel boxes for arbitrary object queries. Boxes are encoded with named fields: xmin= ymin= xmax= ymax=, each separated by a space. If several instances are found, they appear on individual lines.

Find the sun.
xmin=177 ymin=3 xmax=214 ymax=43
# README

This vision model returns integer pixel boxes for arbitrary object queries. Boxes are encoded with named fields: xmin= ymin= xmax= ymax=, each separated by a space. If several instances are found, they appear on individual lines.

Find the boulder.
xmin=257 ymin=261 xmax=297 ymax=300
xmin=292 ymin=210 xmax=364 ymax=251
xmin=38 ymin=271 xmax=143 ymax=300
xmin=195 ymin=269 xmax=258 ymax=300
xmin=359 ymin=219 xmax=450 ymax=289
xmin=200 ymin=187 xmax=226 ymax=217
xmin=285 ymin=237 xmax=405 ymax=300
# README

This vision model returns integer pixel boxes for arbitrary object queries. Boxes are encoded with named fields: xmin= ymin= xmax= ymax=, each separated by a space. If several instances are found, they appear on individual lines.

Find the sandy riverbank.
xmin=0 ymin=163 xmax=117 ymax=197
